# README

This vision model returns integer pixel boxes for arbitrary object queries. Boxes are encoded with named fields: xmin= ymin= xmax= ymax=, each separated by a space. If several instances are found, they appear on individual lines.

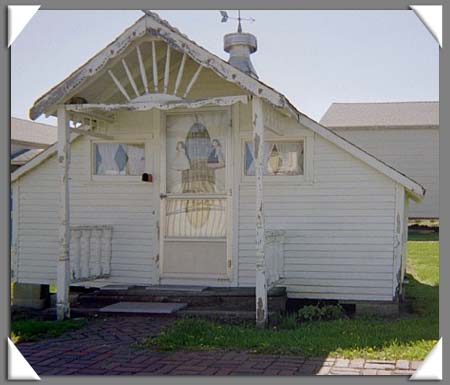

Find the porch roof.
xmin=24 ymin=11 xmax=425 ymax=201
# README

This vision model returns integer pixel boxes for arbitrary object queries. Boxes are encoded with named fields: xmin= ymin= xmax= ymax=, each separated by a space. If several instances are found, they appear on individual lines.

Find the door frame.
xmin=158 ymin=106 xmax=235 ymax=284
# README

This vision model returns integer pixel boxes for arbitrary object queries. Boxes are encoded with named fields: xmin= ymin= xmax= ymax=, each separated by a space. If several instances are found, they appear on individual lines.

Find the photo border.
xmin=0 ymin=1 xmax=447 ymax=384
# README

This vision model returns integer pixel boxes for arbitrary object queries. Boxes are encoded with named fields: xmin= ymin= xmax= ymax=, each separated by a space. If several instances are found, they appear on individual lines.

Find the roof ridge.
xmin=330 ymin=101 xmax=439 ymax=105
xmin=12 ymin=116 xmax=57 ymax=128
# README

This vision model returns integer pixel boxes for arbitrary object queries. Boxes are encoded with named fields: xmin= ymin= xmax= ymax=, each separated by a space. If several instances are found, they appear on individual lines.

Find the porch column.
xmin=252 ymin=96 xmax=267 ymax=328
xmin=56 ymin=106 xmax=71 ymax=320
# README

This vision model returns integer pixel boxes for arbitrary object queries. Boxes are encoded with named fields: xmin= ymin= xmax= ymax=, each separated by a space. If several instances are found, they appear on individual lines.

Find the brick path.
xmin=17 ymin=316 xmax=421 ymax=376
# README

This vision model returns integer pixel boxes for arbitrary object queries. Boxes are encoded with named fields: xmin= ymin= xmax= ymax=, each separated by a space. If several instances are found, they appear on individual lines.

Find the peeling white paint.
xmin=65 ymin=95 xmax=248 ymax=112
xmin=56 ymin=106 xmax=71 ymax=320
xmin=252 ymin=96 xmax=268 ymax=328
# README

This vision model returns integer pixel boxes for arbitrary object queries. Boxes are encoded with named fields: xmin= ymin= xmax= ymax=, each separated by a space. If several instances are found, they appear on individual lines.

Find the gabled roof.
xmin=11 ymin=117 xmax=57 ymax=146
xmin=320 ymin=101 xmax=439 ymax=128
xmin=11 ymin=149 xmax=44 ymax=165
xmin=22 ymin=11 xmax=425 ymax=200
xmin=29 ymin=11 xmax=297 ymax=120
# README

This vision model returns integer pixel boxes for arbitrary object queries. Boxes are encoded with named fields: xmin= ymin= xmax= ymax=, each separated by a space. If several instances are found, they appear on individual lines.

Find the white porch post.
xmin=252 ymin=96 xmax=267 ymax=328
xmin=56 ymin=106 xmax=71 ymax=320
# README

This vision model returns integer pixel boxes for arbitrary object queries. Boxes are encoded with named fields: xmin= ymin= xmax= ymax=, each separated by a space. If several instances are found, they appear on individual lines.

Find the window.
xmin=244 ymin=140 xmax=304 ymax=176
xmin=93 ymin=143 xmax=145 ymax=177
xmin=166 ymin=111 xmax=228 ymax=194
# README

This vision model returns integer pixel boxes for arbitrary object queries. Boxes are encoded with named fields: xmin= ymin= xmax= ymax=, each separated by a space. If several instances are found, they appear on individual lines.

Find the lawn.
xmin=143 ymin=230 xmax=439 ymax=360
xmin=11 ymin=319 xmax=87 ymax=343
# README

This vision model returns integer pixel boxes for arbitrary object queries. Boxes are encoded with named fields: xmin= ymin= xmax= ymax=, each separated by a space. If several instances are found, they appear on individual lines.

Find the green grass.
xmin=11 ymin=319 xmax=87 ymax=343
xmin=143 ymin=230 xmax=439 ymax=360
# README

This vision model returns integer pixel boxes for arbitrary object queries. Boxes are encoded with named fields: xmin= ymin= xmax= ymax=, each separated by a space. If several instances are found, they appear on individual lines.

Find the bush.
xmin=297 ymin=304 xmax=346 ymax=323
xmin=278 ymin=304 xmax=347 ymax=329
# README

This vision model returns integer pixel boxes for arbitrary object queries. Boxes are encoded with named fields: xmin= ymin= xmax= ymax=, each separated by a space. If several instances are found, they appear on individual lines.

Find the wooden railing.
xmin=69 ymin=225 xmax=113 ymax=281
xmin=265 ymin=230 xmax=286 ymax=288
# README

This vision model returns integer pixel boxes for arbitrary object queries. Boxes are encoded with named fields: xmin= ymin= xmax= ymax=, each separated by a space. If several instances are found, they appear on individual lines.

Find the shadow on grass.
xmin=405 ymin=274 xmax=439 ymax=317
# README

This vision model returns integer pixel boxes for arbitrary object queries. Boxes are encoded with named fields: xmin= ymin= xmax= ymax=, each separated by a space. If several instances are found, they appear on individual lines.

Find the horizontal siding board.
xmin=238 ymin=134 xmax=396 ymax=301
xmin=334 ymin=127 xmax=438 ymax=218
xmin=16 ymin=129 xmax=156 ymax=286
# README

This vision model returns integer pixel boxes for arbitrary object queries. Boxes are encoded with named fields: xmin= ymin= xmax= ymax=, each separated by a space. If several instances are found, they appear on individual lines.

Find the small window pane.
xmin=94 ymin=143 xmax=145 ymax=176
xmin=244 ymin=141 xmax=304 ymax=176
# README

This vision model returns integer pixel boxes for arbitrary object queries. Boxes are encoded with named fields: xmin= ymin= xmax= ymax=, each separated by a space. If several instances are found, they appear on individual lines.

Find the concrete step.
xmin=98 ymin=301 xmax=187 ymax=315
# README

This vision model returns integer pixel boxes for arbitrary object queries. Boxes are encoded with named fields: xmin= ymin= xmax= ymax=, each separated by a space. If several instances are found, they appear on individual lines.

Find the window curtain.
xmin=126 ymin=145 xmax=145 ymax=176
xmin=245 ymin=141 xmax=304 ymax=176
xmin=96 ymin=143 xmax=120 ymax=175
xmin=245 ymin=142 xmax=272 ymax=176
xmin=276 ymin=142 xmax=303 ymax=175
xmin=95 ymin=143 xmax=145 ymax=176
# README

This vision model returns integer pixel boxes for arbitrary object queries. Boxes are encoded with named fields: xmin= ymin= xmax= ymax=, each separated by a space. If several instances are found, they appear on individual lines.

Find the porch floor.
xmin=70 ymin=282 xmax=287 ymax=322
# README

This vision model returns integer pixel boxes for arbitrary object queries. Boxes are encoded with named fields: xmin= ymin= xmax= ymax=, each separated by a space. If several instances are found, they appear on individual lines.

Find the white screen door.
xmin=161 ymin=110 xmax=231 ymax=279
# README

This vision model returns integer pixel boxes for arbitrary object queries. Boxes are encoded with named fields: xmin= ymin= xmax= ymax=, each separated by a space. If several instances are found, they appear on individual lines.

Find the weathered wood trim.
xmin=152 ymin=109 xmax=162 ymax=285
xmin=152 ymin=40 xmax=159 ymax=92
xmin=136 ymin=45 xmax=149 ymax=94
xmin=225 ymin=108 xmax=234 ymax=281
xmin=11 ymin=181 xmax=19 ymax=282
xmin=108 ymin=69 xmax=131 ymax=101
xmin=252 ymin=96 xmax=268 ymax=328
xmin=29 ymin=12 xmax=294 ymax=121
xmin=393 ymin=184 xmax=405 ymax=298
xmin=298 ymin=114 xmax=426 ymax=200
xmin=70 ymin=127 xmax=114 ymax=140
xmin=231 ymin=103 xmax=240 ymax=287
xmin=173 ymin=53 xmax=186 ymax=96
xmin=400 ymin=193 xmax=409 ymax=294
xmin=71 ymin=110 xmax=115 ymax=124
xmin=65 ymin=95 xmax=248 ymax=112
xmin=163 ymin=45 xmax=171 ymax=94
xmin=122 ymin=58 xmax=140 ymax=98
xmin=56 ymin=106 xmax=71 ymax=320
xmin=182 ymin=64 xmax=203 ymax=98
xmin=159 ymin=110 xmax=167 ymax=279
xmin=143 ymin=11 xmax=287 ymax=108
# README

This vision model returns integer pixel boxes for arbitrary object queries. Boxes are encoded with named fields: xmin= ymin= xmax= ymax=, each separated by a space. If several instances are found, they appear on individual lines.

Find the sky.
xmin=11 ymin=10 xmax=438 ymax=125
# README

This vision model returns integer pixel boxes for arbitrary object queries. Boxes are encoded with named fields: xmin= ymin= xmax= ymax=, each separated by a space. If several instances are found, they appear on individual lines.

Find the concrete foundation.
xmin=342 ymin=300 xmax=400 ymax=317
xmin=12 ymin=284 xmax=50 ymax=310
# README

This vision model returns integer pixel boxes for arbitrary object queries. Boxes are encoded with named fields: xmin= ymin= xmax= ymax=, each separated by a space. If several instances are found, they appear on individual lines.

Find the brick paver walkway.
xmin=17 ymin=316 xmax=421 ymax=376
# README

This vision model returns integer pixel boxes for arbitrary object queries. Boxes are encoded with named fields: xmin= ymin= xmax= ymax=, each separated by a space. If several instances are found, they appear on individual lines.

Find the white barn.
xmin=320 ymin=102 xmax=438 ymax=219
xmin=11 ymin=12 xmax=425 ymax=324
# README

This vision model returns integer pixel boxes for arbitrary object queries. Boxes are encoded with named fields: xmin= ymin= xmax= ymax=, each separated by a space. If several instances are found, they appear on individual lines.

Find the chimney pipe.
xmin=224 ymin=32 xmax=258 ymax=78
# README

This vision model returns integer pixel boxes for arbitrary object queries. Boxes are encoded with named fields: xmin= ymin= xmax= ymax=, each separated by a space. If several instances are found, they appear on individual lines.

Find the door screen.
xmin=162 ymin=110 xmax=229 ymax=277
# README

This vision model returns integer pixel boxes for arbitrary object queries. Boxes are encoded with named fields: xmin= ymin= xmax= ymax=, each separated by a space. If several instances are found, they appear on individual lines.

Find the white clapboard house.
xmin=321 ymin=102 xmax=438 ymax=220
xmin=11 ymin=11 xmax=425 ymax=324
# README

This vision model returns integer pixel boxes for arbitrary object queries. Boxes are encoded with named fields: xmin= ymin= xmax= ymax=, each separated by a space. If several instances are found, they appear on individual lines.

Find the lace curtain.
xmin=244 ymin=141 xmax=304 ymax=176
xmin=95 ymin=143 xmax=145 ymax=176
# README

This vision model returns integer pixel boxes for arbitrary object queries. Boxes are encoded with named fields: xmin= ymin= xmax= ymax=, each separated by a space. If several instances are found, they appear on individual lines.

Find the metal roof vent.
xmin=221 ymin=11 xmax=258 ymax=78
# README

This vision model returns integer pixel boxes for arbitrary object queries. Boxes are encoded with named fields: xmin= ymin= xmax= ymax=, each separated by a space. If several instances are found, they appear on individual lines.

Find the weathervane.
xmin=220 ymin=10 xmax=255 ymax=33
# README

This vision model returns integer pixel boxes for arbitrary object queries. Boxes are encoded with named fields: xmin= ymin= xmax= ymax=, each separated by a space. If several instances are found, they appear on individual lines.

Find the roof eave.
xmin=29 ymin=12 xmax=291 ymax=121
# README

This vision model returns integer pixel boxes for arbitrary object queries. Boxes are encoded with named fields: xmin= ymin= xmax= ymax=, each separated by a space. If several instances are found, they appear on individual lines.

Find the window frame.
xmin=90 ymin=140 xmax=148 ymax=182
xmin=241 ymin=136 xmax=313 ymax=184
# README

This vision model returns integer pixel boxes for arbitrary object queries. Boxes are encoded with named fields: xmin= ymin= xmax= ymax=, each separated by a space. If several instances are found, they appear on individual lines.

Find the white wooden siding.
xmin=333 ymin=127 xmax=438 ymax=219
xmin=15 ymin=110 xmax=157 ymax=285
xmin=14 ymin=102 xmax=402 ymax=302
xmin=238 ymin=129 xmax=397 ymax=301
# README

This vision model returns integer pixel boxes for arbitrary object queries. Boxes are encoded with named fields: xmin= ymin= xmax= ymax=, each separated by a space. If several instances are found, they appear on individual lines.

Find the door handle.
xmin=160 ymin=193 xmax=167 ymax=199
